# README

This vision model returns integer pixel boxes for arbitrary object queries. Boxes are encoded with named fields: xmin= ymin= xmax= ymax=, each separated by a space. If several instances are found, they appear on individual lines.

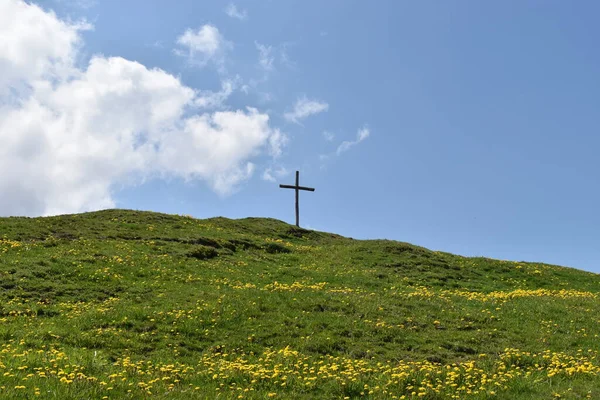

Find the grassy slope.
xmin=0 ymin=209 xmax=599 ymax=399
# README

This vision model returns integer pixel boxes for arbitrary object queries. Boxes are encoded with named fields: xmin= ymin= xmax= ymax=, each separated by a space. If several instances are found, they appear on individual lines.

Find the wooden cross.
xmin=279 ymin=171 xmax=315 ymax=227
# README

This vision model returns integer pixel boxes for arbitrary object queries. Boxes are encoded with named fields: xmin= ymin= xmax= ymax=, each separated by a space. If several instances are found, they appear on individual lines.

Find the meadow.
xmin=0 ymin=209 xmax=599 ymax=399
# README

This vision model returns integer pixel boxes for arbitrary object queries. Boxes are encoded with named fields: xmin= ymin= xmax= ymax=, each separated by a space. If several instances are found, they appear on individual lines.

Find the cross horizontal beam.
xmin=279 ymin=184 xmax=315 ymax=192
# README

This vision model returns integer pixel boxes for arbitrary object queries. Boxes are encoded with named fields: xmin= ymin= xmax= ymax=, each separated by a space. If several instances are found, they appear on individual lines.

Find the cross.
xmin=279 ymin=170 xmax=315 ymax=228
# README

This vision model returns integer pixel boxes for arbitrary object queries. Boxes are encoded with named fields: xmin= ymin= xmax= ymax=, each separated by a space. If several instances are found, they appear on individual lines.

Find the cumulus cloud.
xmin=0 ymin=0 xmax=90 ymax=89
xmin=174 ymin=24 xmax=231 ymax=69
xmin=0 ymin=0 xmax=284 ymax=216
xmin=336 ymin=126 xmax=370 ymax=155
xmin=284 ymin=96 xmax=329 ymax=124
xmin=225 ymin=3 xmax=247 ymax=20
xmin=323 ymin=131 xmax=335 ymax=142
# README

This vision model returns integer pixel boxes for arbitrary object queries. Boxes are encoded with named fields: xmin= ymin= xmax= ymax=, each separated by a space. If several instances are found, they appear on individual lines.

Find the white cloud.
xmin=262 ymin=169 xmax=274 ymax=182
xmin=358 ymin=126 xmax=370 ymax=141
xmin=323 ymin=131 xmax=335 ymax=142
xmin=0 ymin=0 xmax=285 ymax=216
xmin=255 ymin=42 xmax=275 ymax=72
xmin=194 ymin=77 xmax=238 ymax=109
xmin=336 ymin=126 xmax=370 ymax=155
xmin=267 ymin=129 xmax=288 ymax=158
xmin=284 ymin=96 xmax=329 ymax=124
xmin=174 ymin=24 xmax=231 ymax=69
xmin=262 ymin=166 xmax=289 ymax=182
xmin=225 ymin=3 xmax=247 ymax=20
xmin=0 ymin=0 xmax=91 ymax=90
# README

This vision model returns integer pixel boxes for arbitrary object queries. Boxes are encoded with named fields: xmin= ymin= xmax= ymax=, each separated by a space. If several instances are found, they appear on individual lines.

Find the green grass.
xmin=0 ymin=209 xmax=599 ymax=399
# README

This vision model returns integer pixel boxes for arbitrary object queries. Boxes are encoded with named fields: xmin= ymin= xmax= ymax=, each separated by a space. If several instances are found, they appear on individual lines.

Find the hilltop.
xmin=0 ymin=209 xmax=599 ymax=399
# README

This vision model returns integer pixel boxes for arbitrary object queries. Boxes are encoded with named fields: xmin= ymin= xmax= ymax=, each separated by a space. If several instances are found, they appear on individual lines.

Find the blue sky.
xmin=3 ymin=1 xmax=600 ymax=273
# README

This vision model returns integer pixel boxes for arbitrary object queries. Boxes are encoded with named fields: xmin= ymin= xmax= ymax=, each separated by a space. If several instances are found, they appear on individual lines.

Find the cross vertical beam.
xmin=295 ymin=171 xmax=300 ymax=228
xmin=279 ymin=170 xmax=315 ymax=227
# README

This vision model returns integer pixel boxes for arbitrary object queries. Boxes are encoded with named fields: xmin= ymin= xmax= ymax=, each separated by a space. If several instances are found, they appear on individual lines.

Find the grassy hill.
xmin=0 ymin=209 xmax=599 ymax=399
